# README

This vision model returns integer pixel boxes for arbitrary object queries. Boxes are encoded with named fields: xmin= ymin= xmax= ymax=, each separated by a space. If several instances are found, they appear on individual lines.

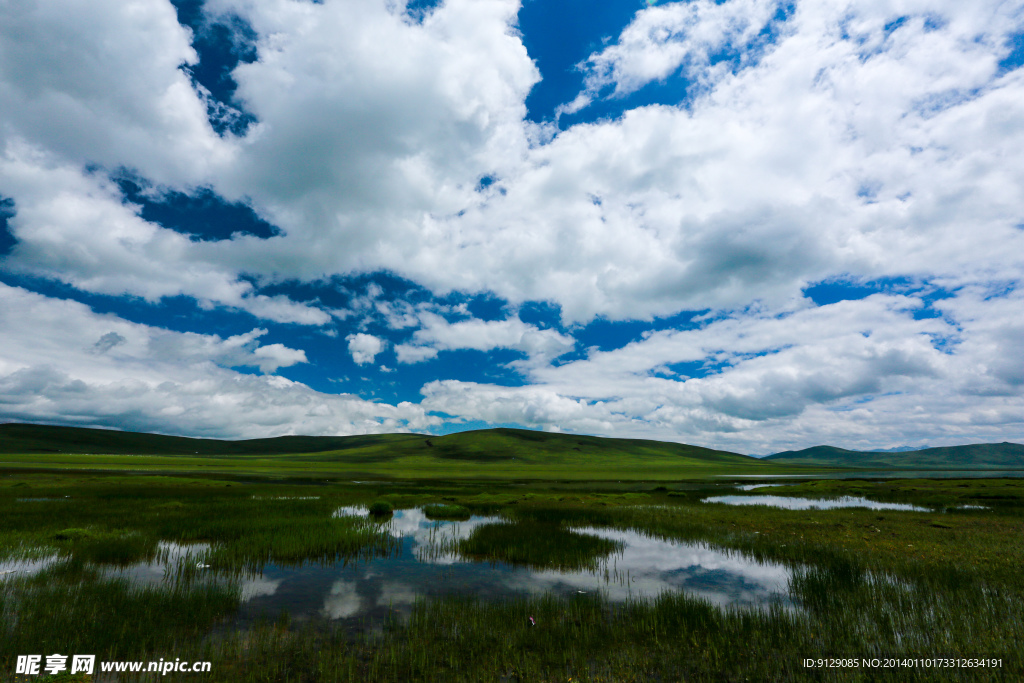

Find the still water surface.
xmin=704 ymin=495 xmax=929 ymax=511
xmin=230 ymin=508 xmax=794 ymax=625
xmin=2 ymin=508 xmax=796 ymax=627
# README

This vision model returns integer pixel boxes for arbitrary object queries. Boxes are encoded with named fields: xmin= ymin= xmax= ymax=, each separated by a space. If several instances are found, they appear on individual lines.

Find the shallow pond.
xmin=703 ymin=495 xmax=929 ymax=511
xmin=1 ymin=506 xmax=799 ymax=630
xmin=3 ymin=508 xmax=793 ymax=627
xmin=228 ymin=508 xmax=794 ymax=626
xmin=0 ymin=555 xmax=60 ymax=577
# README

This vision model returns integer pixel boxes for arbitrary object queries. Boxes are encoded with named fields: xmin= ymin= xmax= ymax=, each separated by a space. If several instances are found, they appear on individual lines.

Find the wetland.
xmin=1 ymin=472 xmax=1023 ymax=681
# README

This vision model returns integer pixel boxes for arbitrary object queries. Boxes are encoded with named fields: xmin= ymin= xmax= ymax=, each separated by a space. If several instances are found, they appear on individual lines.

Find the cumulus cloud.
xmin=346 ymin=333 xmax=385 ymax=365
xmin=394 ymin=344 xmax=439 ymax=364
xmin=563 ymin=0 xmax=786 ymax=113
xmin=406 ymin=0 xmax=1024 ymax=322
xmin=0 ymin=0 xmax=233 ymax=187
xmin=194 ymin=0 xmax=540 ymax=278
xmin=0 ymin=142 xmax=329 ymax=324
xmin=397 ymin=313 xmax=575 ymax=365
xmin=4 ymin=0 xmax=1022 ymax=325
xmin=0 ymin=284 xmax=436 ymax=437
xmin=420 ymin=291 xmax=1024 ymax=452
xmin=1 ymin=0 xmax=1023 ymax=449
xmin=147 ymin=327 xmax=308 ymax=374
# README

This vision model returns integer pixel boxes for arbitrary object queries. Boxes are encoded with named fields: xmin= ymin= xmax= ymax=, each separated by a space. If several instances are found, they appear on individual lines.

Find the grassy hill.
xmin=0 ymin=423 xmax=785 ymax=480
xmin=764 ymin=442 xmax=1024 ymax=469
xmin=0 ymin=423 xmax=420 ymax=456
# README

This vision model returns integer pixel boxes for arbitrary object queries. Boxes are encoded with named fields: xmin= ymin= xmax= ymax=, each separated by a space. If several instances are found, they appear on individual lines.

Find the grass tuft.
xmin=423 ymin=503 xmax=471 ymax=521
xmin=458 ymin=520 xmax=623 ymax=571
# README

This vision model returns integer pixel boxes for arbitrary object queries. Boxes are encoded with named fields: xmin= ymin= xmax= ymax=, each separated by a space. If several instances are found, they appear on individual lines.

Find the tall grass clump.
xmin=423 ymin=503 xmax=471 ymax=521
xmin=458 ymin=520 xmax=623 ymax=571
xmin=368 ymin=500 xmax=394 ymax=516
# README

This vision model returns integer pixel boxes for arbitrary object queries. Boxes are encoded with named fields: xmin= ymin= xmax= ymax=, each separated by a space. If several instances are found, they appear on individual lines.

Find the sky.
xmin=0 ymin=0 xmax=1022 ymax=455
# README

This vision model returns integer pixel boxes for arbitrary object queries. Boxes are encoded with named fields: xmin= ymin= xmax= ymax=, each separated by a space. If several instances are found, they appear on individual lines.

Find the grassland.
xmin=1 ymin=470 xmax=1023 ymax=681
xmin=0 ymin=425 xmax=809 ymax=480
xmin=0 ymin=423 xmax=421 ymax=456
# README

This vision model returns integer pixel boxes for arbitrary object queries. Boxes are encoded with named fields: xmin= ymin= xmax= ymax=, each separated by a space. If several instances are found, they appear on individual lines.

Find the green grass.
xmin=0 ymin=422 xmax=421 ymax=456
xmin=422 ymin=503 xmax=471 ymax=521
xmin=0 ymin=478 xmax=400 ymax=574
xmin=0 ymin=424 xmax=806 ymax=480
xmin=1 ymin=473 xmax=1022 ymax=680
xmin=0 ymin=564 xmax=239 ymax=659
xmin=368 ymin=500 xmax=395 ymax=516
xmin=457 ymin=520 xmax=624 ymax=571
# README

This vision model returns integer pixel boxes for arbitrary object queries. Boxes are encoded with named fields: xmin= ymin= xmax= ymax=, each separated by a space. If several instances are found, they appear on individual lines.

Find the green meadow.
xmin=0 ymin=425 xmax=808 ymax=480
xmin=1 ymin=425 xmax=1022 ymax=681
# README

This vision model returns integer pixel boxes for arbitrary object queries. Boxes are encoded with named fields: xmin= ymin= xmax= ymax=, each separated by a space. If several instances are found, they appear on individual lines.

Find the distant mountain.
xmin=0 ymin=423 xmax=783 ymax=480
xmin=764 ymin=442 xmax=1024 ymax=469
xmin=867 ymin=445 xmax=927 ymax=453
xmin=0 ymin=422 xmax=420 ymax=456
xmin=0 ymin=423 xmax=756 ymax=468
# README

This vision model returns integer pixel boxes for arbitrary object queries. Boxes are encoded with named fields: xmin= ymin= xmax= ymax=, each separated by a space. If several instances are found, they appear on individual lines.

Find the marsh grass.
xmin=422 ymin=503 xmax=471 ymax=521
xmin=1 ymin=475 xmax=1022 ymax=681
xmin=51 ymin=528 xmax=159 ymax=566
xmin=199 ymin=513 xmax=399 ymax=573
xmin=458 ymin=520 xmax=624 ymax=571
xmin=165 ymin=583 xmax=1018 ymax=682
xmin=0 ymin=482 xmax=401 ymax=575
xmin=368 ymin=500 xmax=394 ymax=516
xmin=0 ymin=563 xmax=239 ymax=662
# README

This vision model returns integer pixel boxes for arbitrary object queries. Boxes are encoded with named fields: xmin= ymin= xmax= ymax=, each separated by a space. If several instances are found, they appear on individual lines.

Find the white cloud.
xmin=4 ymin=0 xmax=1023 ymax=326
xmin=420 ymin=291 xmax=1024 ymax=452
xmin=0 ymin=141 xmax=329 ymax=325
xmin=0 ymin=284 xmax=437 ymax=438
xmin=346 ymin=333 xmax=385 ymax=365
xmin=365 ymin=0 xmax=1017 ymax=323
xmin=421 ymin=380 xmax=622 ymax=435
xmin=933 ymin=286 xmax=1024 ymax=395
xmin=397 ymin=312 xmax=575 ymax=365
xmin=0 ymin=0 xmax=233 ymax=187
xmin=147 ymin=327 xmax=309 ymax=374
xmin=572 ymin=0 xmax=786 ymax=104
xmin=193 ymin=0 xmax=539 ymax=278
xmin=320 ymin=580 xmax=361 ymax=619
xmin=1 ymin=0 xmax=1023 ymax=449
xmin=394 ymin=344 xmax=439 ymax=364
xmin=410 ymin=0 xmax=1024 ymax=322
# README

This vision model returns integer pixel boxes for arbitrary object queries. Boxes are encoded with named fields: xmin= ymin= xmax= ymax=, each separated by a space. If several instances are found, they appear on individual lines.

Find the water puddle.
xmin=8 ymin=508 xmax=795 ymax=628
xmin=228 ymin=508 xmax=794 ymax=626
xmin=703 ymin=495 xmax=929 ymax=511
xmin=102 ymin=541 xmax=212 ymax=585
xmin=0 ymin=555 xmax=61 ymax=579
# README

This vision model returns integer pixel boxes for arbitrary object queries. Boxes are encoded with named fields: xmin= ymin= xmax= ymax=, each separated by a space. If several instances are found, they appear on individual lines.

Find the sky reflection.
xmin=703 ymin=495 xmax=929 ymax=511
xmin=235 ymin=508 xmax=795 ymax=625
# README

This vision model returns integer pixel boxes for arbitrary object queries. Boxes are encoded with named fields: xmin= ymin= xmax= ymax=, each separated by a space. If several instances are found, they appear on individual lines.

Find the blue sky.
xmin=0 ymin=0 xmax=1023 ymax=454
